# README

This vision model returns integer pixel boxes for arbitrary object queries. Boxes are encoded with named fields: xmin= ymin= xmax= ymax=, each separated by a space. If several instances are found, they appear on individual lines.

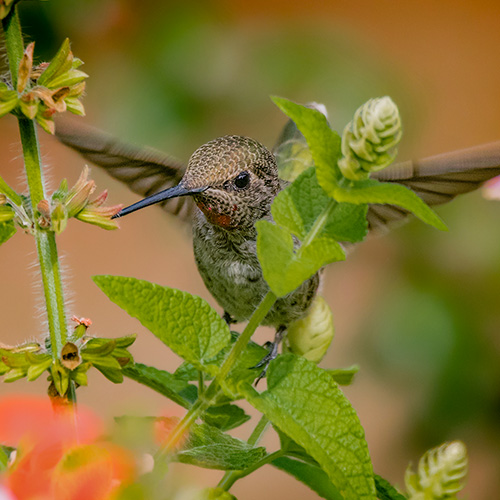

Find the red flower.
xmin=0 ymin=395 xmax=135 ymax=500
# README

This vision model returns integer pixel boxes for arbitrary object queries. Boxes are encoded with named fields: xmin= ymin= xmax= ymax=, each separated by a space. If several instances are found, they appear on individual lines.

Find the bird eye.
xmin=234 ymin=171 xmax=250 ymax=189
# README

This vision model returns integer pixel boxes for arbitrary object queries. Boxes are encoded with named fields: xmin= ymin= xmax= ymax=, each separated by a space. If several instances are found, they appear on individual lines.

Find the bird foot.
xmin=223 ymin=311 xmax=237 ymax=325
xmin=252 ymin=326 xmax=287 ymax=386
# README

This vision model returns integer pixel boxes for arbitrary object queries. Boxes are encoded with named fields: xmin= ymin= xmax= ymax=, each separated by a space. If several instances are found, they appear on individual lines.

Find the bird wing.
xmin=368 ymin=141 xmax=500 ymax=232
xmin=55 ymin=117 xmax=194 ymax=221
xmin=56 ymin=115 xmax=500 ymax=234
xmin=273 ymin=110 xmax=500 ymax=233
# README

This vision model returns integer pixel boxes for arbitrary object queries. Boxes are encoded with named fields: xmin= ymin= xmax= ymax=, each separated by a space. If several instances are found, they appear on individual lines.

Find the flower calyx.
xmin=0 ymin=38 xmax=87 ymax=134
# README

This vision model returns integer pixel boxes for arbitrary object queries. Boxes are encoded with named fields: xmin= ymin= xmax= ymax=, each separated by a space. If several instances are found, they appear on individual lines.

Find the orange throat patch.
xmin=196 ymin=201 xmax=233 ymax=229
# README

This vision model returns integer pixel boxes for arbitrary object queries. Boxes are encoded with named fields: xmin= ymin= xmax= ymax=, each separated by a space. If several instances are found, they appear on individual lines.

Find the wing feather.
xmin=55 ymin=118 xmax=194 ymax=221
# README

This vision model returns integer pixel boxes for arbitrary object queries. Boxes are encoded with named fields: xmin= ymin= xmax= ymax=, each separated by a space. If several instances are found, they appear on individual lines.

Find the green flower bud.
xmin=405 ymin=441 xmax=468 ymax=500
xmin=339 ymin=96 xmax=402 ymax=181
xmin=51 ymin=201 xmax=68 ymax=234
xmin=287 ymin=295 xmax=334 ymax=363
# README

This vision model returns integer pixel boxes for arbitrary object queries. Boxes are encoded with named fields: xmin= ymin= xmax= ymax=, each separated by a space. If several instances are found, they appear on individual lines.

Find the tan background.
xmin=1 ymin=1 xmax=500 ymax=498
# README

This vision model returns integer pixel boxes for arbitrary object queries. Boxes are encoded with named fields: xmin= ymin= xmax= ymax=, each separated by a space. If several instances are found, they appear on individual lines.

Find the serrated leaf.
xmin=175 ymin=334 xmax=268 ymax=399
xmin=333 ymin=178 xmax=447 ymax=231
xmin=256 ymin=220 xmax=345 ymax=297
xmin=272 ymin=97 xmax=342 ymax=188
xmin=174 ymin=423 xmax=267 ymax=470
xmin=272 ymin=168 xmax=368 ymax=243
xmin=272 ymin=457 xmax=343 ymax=500
xmin=374 ymin=474 xmax=407 ymax=500
xmin=203 ymin=404 xmax=251 ymax=431
xmin=123 ymin=362 xmax=198 ymax=408
xmin=242 ymin=354 xmax=376 ymax=500
xmin=93 ymin=276 xmax=231 ymax=374
xmin=0 ymin=221 xmax=16 ymax=245
xmin=37 ymin=38 xmax=72 ymax=87
xmin=273 ymin=97 xmax=445 ymax=232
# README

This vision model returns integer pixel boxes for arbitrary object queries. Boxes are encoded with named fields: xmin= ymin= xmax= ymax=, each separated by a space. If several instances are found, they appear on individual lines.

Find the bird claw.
xmin=251 ymin=326 xmax=287 ymax=386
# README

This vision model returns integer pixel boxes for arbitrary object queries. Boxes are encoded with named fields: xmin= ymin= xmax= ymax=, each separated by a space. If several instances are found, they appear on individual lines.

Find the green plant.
xmin=0 ymin=3 xmax=469 ymax=500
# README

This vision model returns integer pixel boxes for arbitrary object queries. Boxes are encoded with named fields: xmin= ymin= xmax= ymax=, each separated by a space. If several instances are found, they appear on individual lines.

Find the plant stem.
xmin=3 ymin=8 xmax=68 ymax=360
xmin=218 ymin=414 xmax=270 ymax=490
xmin=197 ymin=370 xmax=205 ymax=396
xmin=156 ymin=291 xmax=277 ymax=458
xmin=219 ymin=450 xmax=286 ymax=491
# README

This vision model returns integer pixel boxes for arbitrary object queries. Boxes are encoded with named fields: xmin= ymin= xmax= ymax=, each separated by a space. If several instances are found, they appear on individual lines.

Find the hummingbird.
xmin=55 ymin=109 xmax=500 ymax=368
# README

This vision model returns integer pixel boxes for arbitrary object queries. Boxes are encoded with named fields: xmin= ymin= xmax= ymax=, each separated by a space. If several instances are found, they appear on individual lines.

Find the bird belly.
xmin=193 ymin=213 xmax=319 ymax=327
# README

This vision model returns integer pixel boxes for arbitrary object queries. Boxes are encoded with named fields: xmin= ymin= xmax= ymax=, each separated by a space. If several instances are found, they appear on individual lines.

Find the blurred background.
xmin=1 ymin=0 xmax=500 ymax=498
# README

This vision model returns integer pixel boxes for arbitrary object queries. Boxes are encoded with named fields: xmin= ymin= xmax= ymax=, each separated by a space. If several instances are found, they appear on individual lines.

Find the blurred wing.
xmin=55 ymin=118 xmax=194 ymax=222
xmin=273 ymin=103 xmax=327 ymax=182
xmin=369 ymin=141 xmax=500 ymax=232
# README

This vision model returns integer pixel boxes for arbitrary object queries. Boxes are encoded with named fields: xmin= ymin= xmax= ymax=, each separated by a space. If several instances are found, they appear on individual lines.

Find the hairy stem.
xmin=3 ymin=8 xmax=68 ymax=359
xmin=156 ymin=291 xmax=277 ymax=458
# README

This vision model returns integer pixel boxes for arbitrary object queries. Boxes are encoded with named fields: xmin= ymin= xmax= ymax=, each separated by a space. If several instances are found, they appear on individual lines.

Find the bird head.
xmin=114 ymin=135 xmax=280 ymax=231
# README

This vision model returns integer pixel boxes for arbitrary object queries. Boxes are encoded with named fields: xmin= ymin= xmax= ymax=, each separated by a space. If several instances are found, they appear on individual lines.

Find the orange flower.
xmin=0 ymin=395 xmax=135 ymax=500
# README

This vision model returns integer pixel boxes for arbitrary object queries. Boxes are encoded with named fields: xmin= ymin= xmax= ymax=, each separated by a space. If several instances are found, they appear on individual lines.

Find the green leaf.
xmin=374 ymin=474 xmax=407 ymax=500
xmin=0 ymin=220 xmax=16 ymax=245
xmin=37 ymin=38 xmax=72 ymax=87
xmin=272 ymin=457 xmax=343 ymax=500
xmin=93 ymin=276 xmax=231 ymax=374
xmin=203 ymin=404 xmax=251 ymax=431
xmin=272 ymin=96 xmax=342 ymax=188
xmin=86 ymin=354 xmax=123 ymax=383
xmin=332 ymin=178 xmax=447 ymax=231
xmin=174 ymin=333 xmax=269 ymax=398
xmin=273 ymin=97 xmax=445 ymax=232
xmin=272 ymin=168 xmax=368 ymax=243
xmin=174 ymin=423 xmax=267 ymax=470
xmin=0 ymin=93 xmax=18 ymax=118
xmin=256 ymin=220 xmax=345 ymax=297
xmin=242 ymin=354 xmax=376 ymax=500
xmin=123 ymin=362 xmax=198 ymax=408
xmin=327 ymin=365 xmax=360 ymax=386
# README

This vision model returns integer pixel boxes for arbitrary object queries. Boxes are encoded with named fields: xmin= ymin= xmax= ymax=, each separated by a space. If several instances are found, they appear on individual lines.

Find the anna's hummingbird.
xmin=55 ymin=110 xmax=500 ymax=364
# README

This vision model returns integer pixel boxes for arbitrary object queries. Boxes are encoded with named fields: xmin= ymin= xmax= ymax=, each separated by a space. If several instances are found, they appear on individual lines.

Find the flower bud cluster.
xmin=1 ymin=316 xmax=136 ymax=395
xmin=338 ymin=96 xmax=402 ymax=180
xmin=0 ymin=38 xmax=87 ymax=134
xmin=41 ymin=166 xmax=122 ymax=232
xmin=405 ymin=441 xmax=468 ymax=499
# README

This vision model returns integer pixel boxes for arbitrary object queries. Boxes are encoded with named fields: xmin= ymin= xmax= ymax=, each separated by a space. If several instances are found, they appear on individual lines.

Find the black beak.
xmin=112 ymin=183 xmax=207 ymax=218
